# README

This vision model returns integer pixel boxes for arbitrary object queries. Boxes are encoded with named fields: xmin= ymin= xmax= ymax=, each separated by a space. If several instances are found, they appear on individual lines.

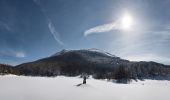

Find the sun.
xmin=121 ymin=13 xmax=133 ymax=30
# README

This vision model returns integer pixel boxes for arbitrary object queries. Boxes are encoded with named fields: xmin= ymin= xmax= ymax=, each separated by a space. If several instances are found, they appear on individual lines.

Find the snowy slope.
xmin=52 ymin=48 xmax=116 ymax=57
xmin=0 ymin=75 xmax=170 ymax=100
xmin=50 ymin=48 xmax=127 ymax=66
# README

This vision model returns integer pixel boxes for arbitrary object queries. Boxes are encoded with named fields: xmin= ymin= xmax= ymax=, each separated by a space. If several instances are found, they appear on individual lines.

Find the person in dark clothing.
xmin=83 ymin=76 xmax=86 ymax=84
xmin=76 ymin=74 xmax=87 ymax=86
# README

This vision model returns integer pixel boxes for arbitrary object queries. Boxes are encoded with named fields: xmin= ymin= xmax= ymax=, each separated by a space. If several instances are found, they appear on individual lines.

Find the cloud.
xmin=33 ymin=0 xmax=64 ymax=45
xmin=84 ymin=12 xmax=134 ymax=36
xmin=124 ymin=53 xmax=170 ymax=65
xmin=0 ymin=49 xmax=26 ymax=58
xmin=48 ymin=21 xmax=64 ymax=45
xmin=0 ymin=21 xmax=11 ymax=31
xmin=84 ymin=22 xmax=118 ymax=36
xmin=164 ymin=24 xmax=170 ymax=30
xmin=15 ymin=51 xmax=26 ymax=58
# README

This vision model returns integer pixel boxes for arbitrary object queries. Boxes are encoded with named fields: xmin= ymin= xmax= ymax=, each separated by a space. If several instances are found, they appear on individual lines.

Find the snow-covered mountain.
xmin=1 ymin=49 xmax=170 ymax=81
xmin=52 ymin=48 xmax=116 ymax=58
xmin=51 ymin=49 xmax=129 ymax=66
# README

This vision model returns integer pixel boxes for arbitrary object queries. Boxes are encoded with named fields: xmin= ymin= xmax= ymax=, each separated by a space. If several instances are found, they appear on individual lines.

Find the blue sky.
xmin=0 ymin=0 xmax=170 ymax=65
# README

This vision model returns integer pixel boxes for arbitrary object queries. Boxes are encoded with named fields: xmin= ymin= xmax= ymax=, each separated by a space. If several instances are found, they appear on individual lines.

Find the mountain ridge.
xmin=0 ymin=49 xmax=170 ymax=82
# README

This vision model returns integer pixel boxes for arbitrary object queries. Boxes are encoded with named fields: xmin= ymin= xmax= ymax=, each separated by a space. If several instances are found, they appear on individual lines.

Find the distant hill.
xmin=0 ymin=64 xmax=17 ymax=75
xmin=1 ymin=49 xmax=170 ymax=82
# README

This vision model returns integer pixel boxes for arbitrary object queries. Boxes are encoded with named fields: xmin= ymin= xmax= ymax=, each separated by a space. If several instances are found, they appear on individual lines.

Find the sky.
xmin=0 ymin=0 xmax=170 ymax=65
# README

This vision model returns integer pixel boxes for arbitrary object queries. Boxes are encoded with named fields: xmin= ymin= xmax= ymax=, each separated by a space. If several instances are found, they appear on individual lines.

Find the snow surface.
xmin=0 ymin=75 xmax=170 ymax=100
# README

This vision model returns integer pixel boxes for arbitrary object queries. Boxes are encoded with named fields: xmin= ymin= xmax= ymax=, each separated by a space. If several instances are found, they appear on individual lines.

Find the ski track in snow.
xmin=0 ymin=75 xmax=170 ymax=100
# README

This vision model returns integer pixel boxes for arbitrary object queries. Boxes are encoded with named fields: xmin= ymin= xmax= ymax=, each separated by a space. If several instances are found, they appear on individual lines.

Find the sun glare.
xmin=121 ymin=13 xmax=133 ymax=30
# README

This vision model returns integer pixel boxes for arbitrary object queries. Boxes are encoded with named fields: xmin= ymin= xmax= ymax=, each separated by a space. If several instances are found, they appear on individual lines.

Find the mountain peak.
xmin=52 ymin=49 xmax=69 ymax=57
xmin=87 ymin=48 xmax=116 ymax=57
xmin=52 ymin=48 xmax=116 ymax=58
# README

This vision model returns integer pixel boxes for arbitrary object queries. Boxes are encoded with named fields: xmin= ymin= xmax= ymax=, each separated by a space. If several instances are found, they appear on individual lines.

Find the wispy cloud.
xmin=48 ymin=21 xmax=64 ymax=45
xmin=164 ymin=24 xmax=170 ymax=30
xmin=0 ymin=21 xmax=11 ymax=31
xmin=15 ymin=51 xmax=26 ymax=58
xmin=84 ymin=12 xmax=134 ymax=36
xmin=84 ymin=22 xmax=118 ymax=36
xmin=33 ymin=0 xmax=64 ymax=45
xmin=124 ymin=53 xmax=170 ymax=65
xmin=0 ymin=49 xmax=26 ymax=58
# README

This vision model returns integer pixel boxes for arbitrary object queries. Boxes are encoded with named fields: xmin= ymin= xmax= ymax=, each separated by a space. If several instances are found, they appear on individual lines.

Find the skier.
xmin=76 ymin=73 xmax=88 ymax=86
xmin=83 ymin=76 xmax=86 ymax=84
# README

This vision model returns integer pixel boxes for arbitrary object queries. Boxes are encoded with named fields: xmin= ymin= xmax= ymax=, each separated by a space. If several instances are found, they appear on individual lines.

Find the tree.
xmin=115 ymin=65 xmax=131 ymax=83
